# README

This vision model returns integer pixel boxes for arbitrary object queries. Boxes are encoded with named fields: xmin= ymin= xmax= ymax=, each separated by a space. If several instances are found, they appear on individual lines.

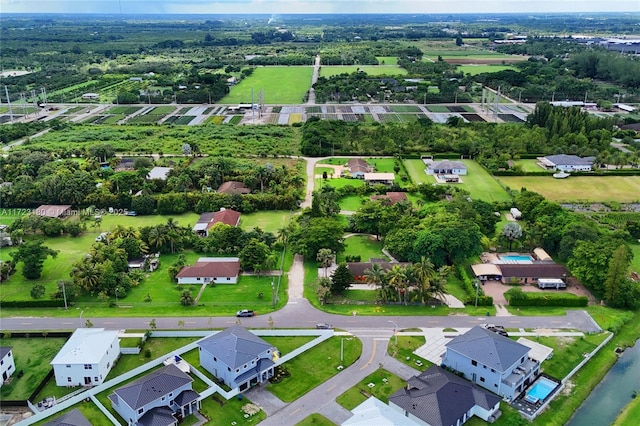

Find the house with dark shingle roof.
xmin=42 ymin=408 xmax=92 ymax=426
xmin=197 ymin=326 xmax=278 ymax=392
xmin=193 ymin=208 xmax=241 ymax=237
xmin=108 ymin=364 xmax=200 ymax=426
xmin=426 ymin=160 xmax=467 ymax=175
xmin=388 ymin=366 xmax=501 ymax=426
xmin=441 ymin=326 xmax=540 ymax=400
xmin=370 ymin=192 xmax=408 ymax=205
xmin=346 ymin=159 xmax=373 ymax=178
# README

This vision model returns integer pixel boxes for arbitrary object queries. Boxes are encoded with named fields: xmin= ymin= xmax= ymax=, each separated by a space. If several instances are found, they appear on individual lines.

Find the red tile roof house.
xmin=176 ymin=257 xmax=240 ymax=284
xmin=192 ymin=208 xmax=241 ymax=237
xmin=217 ymin=181 xmax=251 ymax=194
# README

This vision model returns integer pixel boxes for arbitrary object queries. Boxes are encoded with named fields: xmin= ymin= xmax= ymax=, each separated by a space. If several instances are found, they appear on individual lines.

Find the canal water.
xmin=566 ymin=339 xmax=640 ymax=426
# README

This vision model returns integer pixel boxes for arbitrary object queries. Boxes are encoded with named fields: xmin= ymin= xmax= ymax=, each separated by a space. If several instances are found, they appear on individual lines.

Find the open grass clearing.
xmin=497 ymin=176 xmax=640 ymax=203
xmin=0 ymin=337 xmax=67 ymax=401
xmin=613 ymin=397 xmax=640 ymax=426
xmin=315 ymin=176 xmax=365 ymax=191
xmin=387 ymin=335 xmax=431 ymax=370
xmin=376 ymin=56 xmax=398 ymax=65
xmin=403 ymin=159 xmax=429 ymax=184
xmin=336 ymin=369 xmax=406 ymax=410
xmin=339 ymin=194 xmax=367 ymax=211
xmin=536 ymin=333 xmax=609 ymax=378
xmin=240 ymin=210 xmax=291 ymax=233
xmin=338 ymin=234 xmax=386 ymax=263
xmin=320 ymin=65 xmax=407 ymax=77
xmin=199 ymin=393 xmax=266 ymax=425
xmin=630 ymin=244 xmax=640 ymax=273
xmin=220 ymin=67 xmax=313 ymax=104
xmin=266 ymin=336 xmax=362 ymax=402
xmin=512 ymin=159 xmax=546 ymax=172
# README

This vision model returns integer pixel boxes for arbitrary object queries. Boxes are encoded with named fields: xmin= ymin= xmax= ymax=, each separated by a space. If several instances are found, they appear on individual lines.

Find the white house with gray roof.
xmin=441 ymin=326 xmax=540 ymax=400
xmin=197 ymin=326 xmax=278 ymax=392
xmin=343 ymin=396 xmax=422 ymax=426
xmin=388 ymin=366 xmax=501 ymax=426
xmin=42 ymin=408 xmax=91 ymax=426
xmin=425 ymin=160 xmax=467 ymax=175
xmin=538 ymin=154 xmax=595 ymax=172
xmin=1 ymin=346 xmax=15 ymax=387
xmin=109 ymin=364 xmax=200 ymax=426
xmin=50 ymin=328 xmax=120 ymax=387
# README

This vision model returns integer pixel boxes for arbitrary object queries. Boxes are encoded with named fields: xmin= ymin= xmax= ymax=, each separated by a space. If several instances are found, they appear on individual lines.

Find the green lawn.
xmin=0 ymin=336 xmax=67 ymax=401
xmin=614 ymin=396 xmax=640 ymax=426
xmin=32 ymin=401 xmax=110 ymax=426
xmin=315 ymin=177 xmax=365 ymax=191
xmin=338 ymin=235 xmax=386 ymax=263
xmin=261 ymin=336 xmax=317 ymax=355
xmin=457 ymin=65 xmax=519 ymax=75
xmin=199 ymin=394 xmax=266 ymax=425
xmin=497 ymin=176 xmax=640 ymax=203
xmin=403 ymin=159 xmax=429 ymax=184
xmin=320 ymin=66 xmax=407 ymax=77
xmin=536 ymin=333 xmax=609 ymax=378
xmin=339 ymin=195 xmax=367 ymax=211
xmin=376 ymin=56 xmax=398 ymax=65
xmin=630 ymin=244 xmax=640 ymax=273
xmin=221 ymin=67 xmax=313 ymax=104
xmin=336 ymin=369 xmax=406 ymax=410
xmin=458 ymin=160 xmax=511 ymax=202
xmin=387 ymin=335 xmax=431 ymax=370
xmin=266 ymin=336 xmax=363 ymax=402
xmin=512 ymin=159 xmax=546 ymax=173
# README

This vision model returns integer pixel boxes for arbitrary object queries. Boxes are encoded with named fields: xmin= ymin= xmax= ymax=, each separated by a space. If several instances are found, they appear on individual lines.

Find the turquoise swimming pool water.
xmin=526 ymin=377 xmax=557 ymax=401
xmin=499 ymin=255 xmax=533 ymax=262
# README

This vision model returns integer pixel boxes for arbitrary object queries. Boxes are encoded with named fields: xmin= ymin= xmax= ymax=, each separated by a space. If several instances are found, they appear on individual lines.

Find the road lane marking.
xmin=326 ymin=384 xmax=336 ymax=392
xmin=360 ymin=340 xmax=377 ymax=371
xmin=62 ymin=322 xmax=73 ymax=325
xmin=20 ymin=322 xmax=32 ymax=325
xmin=290 ymin=409 xmax=301 ymax=416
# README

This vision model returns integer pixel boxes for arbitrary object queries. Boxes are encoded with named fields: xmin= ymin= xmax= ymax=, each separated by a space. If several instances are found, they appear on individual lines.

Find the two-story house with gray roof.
xmin=0 ymin=346 xmax=15 ymax=387
xmin=109 ymin=364 xmax=200 ymax=426
xmin=441 ymin=326 xmax=540 ymax=400
xmin=197 ymin=326 xmax=278 ymax=392
xmin=387 ymin=366 xmax=501 ymax=426
xmin=43 ymin=408 xmax=91 ymax=426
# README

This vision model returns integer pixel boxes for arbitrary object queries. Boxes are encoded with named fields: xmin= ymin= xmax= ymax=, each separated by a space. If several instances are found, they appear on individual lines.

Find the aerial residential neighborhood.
xmin=1 ymin=4 xmax=640 ymax=426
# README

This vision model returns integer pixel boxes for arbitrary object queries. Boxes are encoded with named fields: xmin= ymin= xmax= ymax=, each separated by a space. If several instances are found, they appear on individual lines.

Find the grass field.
xmin=336 ymin=369 xmax=405 ymax=410
xmin=220 ymin=67 xmax=313 ymax=104
xmin=241 ymin=210 xmax=292 ymax=233
xmin=403 ymin=159 xmax=511 ymax=202
xmin=339 ymin=195 xmax=367 ymax=211
xmin=513 ymin=159 xmax=547 ymax=172
xmin=320 ymin=65 xmax=408 ymax=77
xmin=376 ymin=56 xmax=398 ymax=65
xmin=315 ymin=177 xmax=365 ymax=191
xmin=457 ymin=65 xmax=519 ymax=75
xmin=497 ymin=176 xmax=640 ymax=202
xmin=338 ymin=235 xmax=386 ymax=263
xmin=0 ymin=337 xmax=67 ymax=401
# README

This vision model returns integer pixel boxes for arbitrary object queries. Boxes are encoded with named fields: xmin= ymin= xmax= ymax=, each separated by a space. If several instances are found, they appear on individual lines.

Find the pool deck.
xmin=511 ymin=375 xmax=561 ymax=419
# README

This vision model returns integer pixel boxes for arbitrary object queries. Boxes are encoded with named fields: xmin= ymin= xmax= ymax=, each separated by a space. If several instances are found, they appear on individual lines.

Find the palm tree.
xmin=180 ymin=290 xmax=194 ymax=306
xmin=412 ymin=256 xmax=436 ymax=305
xmin=364 ymin=263 xmax=387 ymax=304
xmin=72 ymin=260 xmax=103 ymax=292
xmin=165 ymin=218 xmax=182 ymax=254
xmin=148 ymin=225 xmax=169 ymax=252
xmin=386 ymin=265 xmax=408 ymax=305
xmin=316 ymin=248 xmax=334 ymax=277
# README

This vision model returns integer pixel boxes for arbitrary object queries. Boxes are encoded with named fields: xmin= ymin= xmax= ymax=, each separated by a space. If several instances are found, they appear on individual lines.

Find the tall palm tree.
xmin=72 ymin=260 xmax=103 ymax=292
xmin=316 ymin=248 xmax=334 ymax=277
xmin=165 ymin=218 xmax=182 ymax=254
xmin=364 ymin=263 xmax=387 ymax=304
xmin=386 ymin=265 xmax=408 ymax=305
xmin=148 ymin=225 xmax=169 ymax=252
xmin=412 ymin=256 xmax=436 ymax=305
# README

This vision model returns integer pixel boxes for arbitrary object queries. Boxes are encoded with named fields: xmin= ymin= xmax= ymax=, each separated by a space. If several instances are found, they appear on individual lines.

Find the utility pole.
xmin=62 ymin=281 xmax=68 ymax=310
xmin=4 ymin=85 xmax=14 ymax=123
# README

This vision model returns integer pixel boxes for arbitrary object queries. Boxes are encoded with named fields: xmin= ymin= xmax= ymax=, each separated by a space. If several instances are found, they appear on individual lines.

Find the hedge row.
xmin=504 ymin=288 xmax=588 ymax=307
xmin=457 ymin=266 xmax=494 ymax=307
xmin=0 ymin=300 xmax=68 ymax=308
xmin=493 ymin=169 xmax=640 ymax=177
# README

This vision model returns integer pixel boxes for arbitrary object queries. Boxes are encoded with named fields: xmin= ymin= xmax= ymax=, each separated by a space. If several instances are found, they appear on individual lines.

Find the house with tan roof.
xmin=217 ymin=181 xmax=251 ymax=194
xmin=370 ymin=192 xmax=408 ymax=205
xmin=176 ymin=257 xmax=240 ymax=284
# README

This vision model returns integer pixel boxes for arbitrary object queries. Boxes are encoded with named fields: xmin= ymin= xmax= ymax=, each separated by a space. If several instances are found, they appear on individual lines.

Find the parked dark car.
xmin=316 ymin=323 xmax=333 ymax=329
xmin=236 ymin=309 xmax=255 ymax=317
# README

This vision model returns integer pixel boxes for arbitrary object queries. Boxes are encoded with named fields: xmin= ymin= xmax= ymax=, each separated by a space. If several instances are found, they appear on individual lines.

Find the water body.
xmin=567 ymin=340 xmax=640 ymax=426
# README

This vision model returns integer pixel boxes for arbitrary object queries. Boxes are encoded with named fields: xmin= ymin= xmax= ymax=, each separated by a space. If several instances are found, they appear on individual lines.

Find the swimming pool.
xmin=498 ymin=254 xmax=533 ymax=263
xmin=526 ymin=377 xmax=557 ymax=402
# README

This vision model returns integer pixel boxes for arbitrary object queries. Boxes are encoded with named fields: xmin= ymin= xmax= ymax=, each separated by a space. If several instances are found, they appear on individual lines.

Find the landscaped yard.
xmin=241 ymin=210 xmax=292 ymax=233
xmin=266 ymin=336 xmax=363 ymax=402
xmin=335 ymin=369 xmax=406 ymax=410
xmin=32 ymin=401 xmax=110 ymax=426
xmin=536 ymin=333 xmax=609 ymax=378
xmin=0 ymin=336 xmax=67 ymax=401
xmin=220 ymin=66 xmax=313 ymax=104
xmin=387 ymin=335 xmax=431 ymax=370
xmin=337 ymin=234 xmax=386 ymax=263
xmin=497 ymin=176 xmax=640 ymax=202
xmin=403 ymin=159 xmax=429 ymax=184
xmin=513 ymin=159 xmax=547 ymax=173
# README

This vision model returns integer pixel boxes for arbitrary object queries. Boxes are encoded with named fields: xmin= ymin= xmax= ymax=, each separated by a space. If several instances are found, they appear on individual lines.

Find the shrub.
xmin=504 ymin=288 xmax=588 ymax=307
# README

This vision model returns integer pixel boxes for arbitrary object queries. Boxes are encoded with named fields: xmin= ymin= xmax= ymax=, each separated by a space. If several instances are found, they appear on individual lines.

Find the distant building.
xmin=425 ymin=160 xmax=467 ymax=176
xmin=0 ymin=347 xmax=15 ymax=387
xmin=176 ymin=257 xmax=240 ymax=284
xmin=51 ymin=328 xmax=120 ymax=387
xmin=193 ymin=208 xmax=241 ymax=236
xmin=147 ymin=167 xmax=173 ymax=180
xmin=34 ymin=205 xmax=73 ymax=219
xmin=217 ymin=181 xmax=251 ymax=195
xmin=81 ymin=93 xmax=99 ymax=100
xmin=363 ymin=173 xmax=395 ymax=186
xmin=388 ymin=366 xmax=502 ymax=426
xmin=538 ymin=155 xmax=595 ymax=172
xmin=370 ymin=192 xmax=408 ymax=205
xmin=197 ymin=326 xmax=278 ymax=391
xmin=346 ymin=159 xmax=373 ymax=178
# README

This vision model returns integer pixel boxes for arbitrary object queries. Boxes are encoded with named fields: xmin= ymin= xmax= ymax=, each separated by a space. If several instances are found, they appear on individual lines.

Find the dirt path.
xmin=287 ymin=254 xmax=305 ymax=300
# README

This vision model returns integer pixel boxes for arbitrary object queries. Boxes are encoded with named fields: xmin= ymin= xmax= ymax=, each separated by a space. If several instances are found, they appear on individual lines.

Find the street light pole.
xmin=389 ymin=320 xmax=399 ymax=346
xmin=61 ymin=281 xmax=68 ymax=310
xmin=475 ymin=282 xmax=479 ymax=307
xmin=79 ymin=310 xmax=84 ymax=328
xmin=271 ymin=278 xmax=275 ymax=308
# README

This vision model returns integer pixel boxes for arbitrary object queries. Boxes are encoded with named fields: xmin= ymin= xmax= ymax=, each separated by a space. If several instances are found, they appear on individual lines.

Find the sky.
xmin=1 ymin=0 xmax=639 ymax=14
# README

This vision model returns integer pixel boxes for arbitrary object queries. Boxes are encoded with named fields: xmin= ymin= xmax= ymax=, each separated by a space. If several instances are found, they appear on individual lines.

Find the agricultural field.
xmin=220 ymin=66 xmax=313 ymax=105
xmin=320 ymin=65 xmax=408 ymax=77
xmin=497 ymin=176 xmax=640 ymax=203
xmin=457 ymin=65 xmax=519 ymax=75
